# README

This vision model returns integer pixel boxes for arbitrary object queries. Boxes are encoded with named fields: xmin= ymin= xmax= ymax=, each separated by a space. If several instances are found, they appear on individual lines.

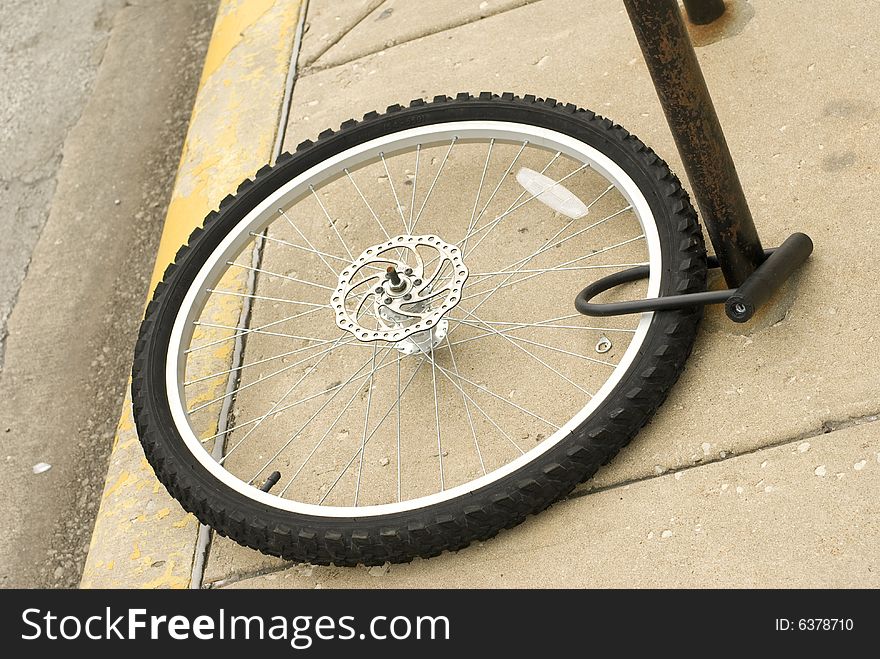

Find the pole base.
xmin=682 ymin=0 xmax=726 ymax=25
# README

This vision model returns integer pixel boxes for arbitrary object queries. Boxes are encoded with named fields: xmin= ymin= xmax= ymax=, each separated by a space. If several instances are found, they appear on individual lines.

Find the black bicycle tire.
xmin=132 ymin=92 xmax=707 ymax=566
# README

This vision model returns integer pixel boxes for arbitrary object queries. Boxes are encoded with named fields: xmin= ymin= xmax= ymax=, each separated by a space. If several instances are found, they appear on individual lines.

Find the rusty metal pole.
xmin=682 ymin=0 xmax=726 ymax=25
xmin=622 ymin=0 xmax=763 ymax=287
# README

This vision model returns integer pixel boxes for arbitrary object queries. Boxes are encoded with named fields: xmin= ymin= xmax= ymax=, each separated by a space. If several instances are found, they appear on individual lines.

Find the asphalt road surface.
xmin=0 ymin=0 xmax=218 ymax=588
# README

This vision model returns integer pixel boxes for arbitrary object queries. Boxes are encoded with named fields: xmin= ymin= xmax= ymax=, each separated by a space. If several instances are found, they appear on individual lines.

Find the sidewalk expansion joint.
xmin=204 ymin=413 xmax=880 ymax=587
xmin=272 ymin=0 xmax=311 ymax=161
xmin=565 ymin=409 xmax=880 ymax=503
xmin=191 ymin=0 xmax=311 ymax=591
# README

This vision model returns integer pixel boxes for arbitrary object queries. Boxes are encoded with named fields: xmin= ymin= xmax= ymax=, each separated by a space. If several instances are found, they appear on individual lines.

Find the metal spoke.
xmin=456 ymin=150 xmax=561 ymax=253
xmin=239 ymin=343 xmax=396 ymax=474
xmin=454 ymin=317 xmax=617 ymax=369
xmin=199 ymin=354 xmax=402 ymax=444
xmin=460 ymin=234 xmax=645 ymax=305
xmin=429 ymin=342 xmax=444 ymax=491
xmin=408 ymin=144 xmax=420 ymax=233
xmin=537 ymin=205 xmax=633 ymax=257
xmin=354 ymin=337 xmax=381 ymax=505
xmin=185 ymin=340 xmax=345 ymax=387
xmin=309 ymin=184 xmax=354 ymax=261
xmin=395 ymin=355 xmax=402 ymax=501
xmin=342 ymin=169 xmax=408 ymax=263
xmin=468 ymin=262 xmax=647 ymax=282
xmin=461 ymin=312 xmax=596 ymax=395
xmin=463 ymin=183 xmax=620 ymax=291
xmin=423 ymin=142 xmax=553 ymax=279
xmin=185 ymin=305 xmax=327 ymax=354
xmin=432 ymin=361 xmax=559 ymax=430
xmin=464 ymin=201 xmax=632 ymax=297
xmin=278 ymin=364 xmax=377 ymax=497
xmin=319 ymin=358 xmax=425 ymax=504
xmin=462 ymin=138 xmax=494 ymax=253
xmin=343 ymin=167 xmax=391 ymax=240
xmin=462 ymin=163 xmax=590 ymax=258
xmin=256 ymin=232 xmax=385 ymax=273
xmin=444 ymin=335 xmax=485 ymax=474
xmin=191 ymin=322 xmax=374 ymax=354
xmin=226 ymin=261 xmax=334 ymax=291
xmin=586 ymin=183 xmax=616 ymax=211
xmin=429 ymin=348 xmax=524 ymax=456
xmin=379 ymin=152 xmax=408 ymax=234
xmin=467 ymin=140 xmax=527 ymax=242
xmin=188 ymin=338 xmax=343 ymax=415
xmin=466 ymin=192 xmax=598 ymax=285
xmin=462 ymin=164 xmax=588 ymax=258
xmin=442 ymin=314 xmax=636 ymax=350
xmin=411 ymin=137 xmax=457 ymax=231
xmin=277 ymin=209 xmax=341 ymax=276
xmin=219 ymin=335 xmax=345 ymax=463
xmin=423 ymin=148 xmax=561 ymax=276
xmin=444 ymin=313 xmax=636 ymax=340
xmin=205 ymin=289 xmax=329 ymax=309
xmin=192 ymin=322 xmax=337 ymax=347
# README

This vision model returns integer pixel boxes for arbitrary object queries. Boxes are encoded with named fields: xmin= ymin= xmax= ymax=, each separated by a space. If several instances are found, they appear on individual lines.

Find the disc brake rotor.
xmin=331 ymin=234 xmax=468 ymax=346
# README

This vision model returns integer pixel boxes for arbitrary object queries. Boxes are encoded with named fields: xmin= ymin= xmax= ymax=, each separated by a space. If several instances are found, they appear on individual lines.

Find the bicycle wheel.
xmin=133 ymin=93 xmax=706 ymax=565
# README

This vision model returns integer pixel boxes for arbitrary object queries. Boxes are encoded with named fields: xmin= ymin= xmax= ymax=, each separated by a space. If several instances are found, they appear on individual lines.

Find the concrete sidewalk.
xmin=84 ymin=0 xmax=880 ymax=588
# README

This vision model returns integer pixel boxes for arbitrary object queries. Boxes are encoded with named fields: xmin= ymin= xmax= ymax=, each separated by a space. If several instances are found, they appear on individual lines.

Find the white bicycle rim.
xmin=165 ymin=121 xmax=662 ymax=517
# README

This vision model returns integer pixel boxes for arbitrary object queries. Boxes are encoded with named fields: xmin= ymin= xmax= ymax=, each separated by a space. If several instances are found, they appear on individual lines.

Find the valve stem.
xmin=259 ymin=471 xmax=282 ymax=492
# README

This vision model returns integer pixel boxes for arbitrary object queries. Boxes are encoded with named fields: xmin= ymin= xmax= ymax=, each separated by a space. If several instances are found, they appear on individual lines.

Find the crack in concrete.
xmin=0 ymin=172 xmax=59 ymax=370
xmin=0 ymin=0 xmax=123 ymax=370
xmin=301 ymin=0 xmax=386 ymax=69
xmin=301 ymin=0 xmax=545 ymax=76
xmin=205 ymin=562 xmax=299 ymax=589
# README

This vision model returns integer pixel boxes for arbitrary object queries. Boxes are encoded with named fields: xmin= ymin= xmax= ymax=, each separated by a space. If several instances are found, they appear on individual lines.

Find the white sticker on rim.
xmin=516 ymin=167 xmax=589 ymax=219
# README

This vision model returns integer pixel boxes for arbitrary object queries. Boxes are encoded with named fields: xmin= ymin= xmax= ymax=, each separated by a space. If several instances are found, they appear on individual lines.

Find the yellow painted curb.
xmin=81 ymin=0 xmax=303 ymax=589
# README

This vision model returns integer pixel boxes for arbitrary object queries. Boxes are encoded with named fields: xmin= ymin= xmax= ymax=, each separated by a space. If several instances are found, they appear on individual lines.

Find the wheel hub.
xmin=332 ymin=234 xmax=468 ymax=351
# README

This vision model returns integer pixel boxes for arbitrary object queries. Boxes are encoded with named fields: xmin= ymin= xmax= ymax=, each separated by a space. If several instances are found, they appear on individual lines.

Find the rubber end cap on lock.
xmin=724 ymin=298 xmax=754 ymax=323
xmin=723 ymin=232 xmax=813 ymax=323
